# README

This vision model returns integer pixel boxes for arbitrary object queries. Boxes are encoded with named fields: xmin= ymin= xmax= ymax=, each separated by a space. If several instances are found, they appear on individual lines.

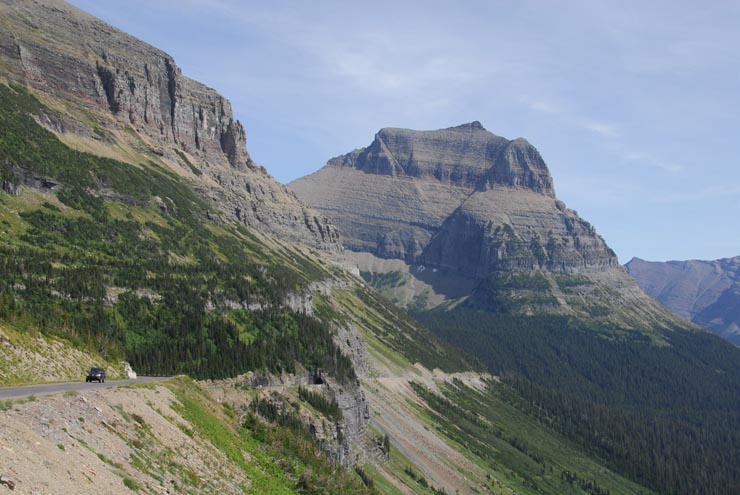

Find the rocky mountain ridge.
xmin=0 ymin=0 xmax=339 ymax=250
xmin=626 ymin=256 xmax=740 ymax=344
xmin=292 ymin=123 xmax=679 ymax=329
xmin=294 ymin=122 xmax=557 ymax=261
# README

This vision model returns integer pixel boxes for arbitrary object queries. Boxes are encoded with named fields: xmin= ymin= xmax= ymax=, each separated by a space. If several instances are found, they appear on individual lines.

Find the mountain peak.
xmin=292 ymin=125 xmax=580 ymax=264
xmin=446 ymin=121 xmax=486 ymax=132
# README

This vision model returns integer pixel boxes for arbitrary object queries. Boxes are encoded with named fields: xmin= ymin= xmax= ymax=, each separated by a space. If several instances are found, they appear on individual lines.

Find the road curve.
xmin=0 ymin=376 xmax=168 ymax=400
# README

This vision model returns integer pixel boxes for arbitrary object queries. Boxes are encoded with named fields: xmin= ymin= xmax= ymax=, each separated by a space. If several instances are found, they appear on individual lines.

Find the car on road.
xmin=86 ymin=367 xmax=106 ymax=383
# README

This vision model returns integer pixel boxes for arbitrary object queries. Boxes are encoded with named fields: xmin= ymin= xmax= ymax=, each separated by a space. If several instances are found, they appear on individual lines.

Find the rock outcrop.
xmin=626 ymin=256 xmax=740 ymax=344
xmin=292 ymin=123 xmax=687 ymax=328
xmin=293 ymin=122 xmax=555 ymax=261
xmin=291 ymin=122 xmax=610 ymax=272
xmin=0 ymin=0 xmax=339 ymax=250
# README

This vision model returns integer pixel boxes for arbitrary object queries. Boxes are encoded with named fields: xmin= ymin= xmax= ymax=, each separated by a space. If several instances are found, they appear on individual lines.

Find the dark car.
xmin=86 ymin=367 xmax=106 ymax=383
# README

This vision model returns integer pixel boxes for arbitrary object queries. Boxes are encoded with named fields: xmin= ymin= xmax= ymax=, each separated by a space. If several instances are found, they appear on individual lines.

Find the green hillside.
xmin=0 ymin=83 xmax=355 ymax=380
xmin=412 ymin=378 xmax=656 ymax=495
xmin=414 ymin=307 xmax=740 ymax=495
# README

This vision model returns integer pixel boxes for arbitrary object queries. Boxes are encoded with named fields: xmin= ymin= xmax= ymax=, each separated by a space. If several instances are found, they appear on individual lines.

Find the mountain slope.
xmin=293 ymin=122 xmax=740 ymax=495
xmin=0 ymin=3 xmax=610 ymax=494
xmin=0 ymin=0 xmax=339 ymax=250
xmin=291 ymin=122 xmax=689 ymax=332
xmin=0 ymin=1 xmax=477 ymax=488
xmin=626 ymin=256 xmax=740 ymax=344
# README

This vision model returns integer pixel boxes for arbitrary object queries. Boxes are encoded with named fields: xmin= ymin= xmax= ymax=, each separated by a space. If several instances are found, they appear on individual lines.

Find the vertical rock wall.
xmin=0 ymin=0 xmax=340 ymax=250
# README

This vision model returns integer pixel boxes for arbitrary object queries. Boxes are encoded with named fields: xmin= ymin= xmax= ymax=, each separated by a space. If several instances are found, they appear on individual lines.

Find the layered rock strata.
xmin=293 ymin=123 xmax=557 ymax=261
xmin=291 ymin=122 xmax=617 ymax=274
xmin=0 ymin=0 xmax=339 ymax=249
xmin=292 ymin=123 xmax=684 ymax=328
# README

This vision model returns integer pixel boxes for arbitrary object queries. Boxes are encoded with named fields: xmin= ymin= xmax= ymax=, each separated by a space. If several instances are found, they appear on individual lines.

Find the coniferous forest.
xmin=0 ymin=84 xmax=354 ymax=382
xmin=414 ymin=308 xmax=740 ymax=495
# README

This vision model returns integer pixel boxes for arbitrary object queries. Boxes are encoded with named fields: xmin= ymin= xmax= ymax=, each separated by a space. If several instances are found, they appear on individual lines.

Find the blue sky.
xmin=69 ymin=0 xmax=740 ymax=263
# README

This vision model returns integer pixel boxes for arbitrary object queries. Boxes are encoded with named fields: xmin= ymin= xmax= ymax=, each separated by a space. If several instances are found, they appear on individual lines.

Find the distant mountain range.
xmin=626 ymin=256 xmax=740 ymax=344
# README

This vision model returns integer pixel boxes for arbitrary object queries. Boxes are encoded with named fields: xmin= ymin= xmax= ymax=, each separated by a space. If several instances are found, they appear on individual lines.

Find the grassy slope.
xmin=1 ymin=377 xmax=374 ymax=494
xmin=168 ymin=378 xmax=374 ymax=495
xmin=0 ymin=319 xmax=125 ymax=384
xmin=319 ymin=283 xmax=655 ymax=495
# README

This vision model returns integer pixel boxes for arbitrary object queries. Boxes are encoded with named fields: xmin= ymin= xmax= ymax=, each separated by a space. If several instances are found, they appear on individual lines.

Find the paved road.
xmin=0 ymin=377 xmax=167 ymax=400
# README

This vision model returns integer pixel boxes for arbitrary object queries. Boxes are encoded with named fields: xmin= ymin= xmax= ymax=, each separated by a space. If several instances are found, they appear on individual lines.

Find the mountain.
xmin=0 ymin=0 xmax=471 ymax=490
xmin=4 ymin=2 xmax=740 ymax=494
xmin=293 ymin=122 xmax=740 ymax=495
xmin=626 ymin=256 xmax=740 ymax=344
xmin=0 ymin=0 xmax=339 ymax=250
xmin=291 ymin=122 xmax=685 ymax=331
xmin=1 ymin=2 xmax=663 ymax=495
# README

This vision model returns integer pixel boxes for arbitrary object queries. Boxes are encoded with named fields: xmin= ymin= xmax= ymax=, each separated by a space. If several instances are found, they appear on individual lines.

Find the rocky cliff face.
xmin=292 ymin=123 xmax=685 ymax=328
xmin=291 ymin=122 xmax=607 ymax=272
xmin=0 ymin=0 xmax=339 ymax=249
xmin=294 ymin=122 xmax=554 ymax=261
xmin=626 ymin=256 xmax=740 ymax=344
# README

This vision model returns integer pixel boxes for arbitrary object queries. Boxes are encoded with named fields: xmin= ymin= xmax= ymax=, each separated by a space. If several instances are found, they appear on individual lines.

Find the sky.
xmin=69 ymin=0 xmax=740 ymax=263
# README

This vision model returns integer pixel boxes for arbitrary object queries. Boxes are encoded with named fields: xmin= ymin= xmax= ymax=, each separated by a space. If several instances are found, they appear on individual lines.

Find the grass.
xmin=360 ymin=270 xmax=405 ymax=289
xmin=331 ymin=287 xmax=476 ymax=374
xmin=363 ymin=422 xmax=443 ymax=495
xmin=168 ymin=378 xmax=296 ymax=495
xmin=98 ymin=452 xmax=124 ymax=470
xmin=332 ymin=289 xmax=413 ymax=373
xmin=168 ymin=377 xmax=374 ymax=495
xmin=174 ymin=149 xmax=202 ymax=177
xmin=122 ymin=477 xmax=140 ymax=491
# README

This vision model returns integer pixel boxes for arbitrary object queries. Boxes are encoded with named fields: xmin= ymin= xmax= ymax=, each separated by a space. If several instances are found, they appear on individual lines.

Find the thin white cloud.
xmin=654 ymin=184 xmax=740 ymax=203
xmin=523 ymin=98 xmax=563 ymax=114
xmin=624 ymin=151 xmax=682 ymax=173
xmin=583 ymin=121 xmax=620 ymax=138
xmin=522 ymin=96 xmax=622 ymax=140
xmin=625 ymin=152 xmax=648 ymax=161
xmin=557 ymin=175 xmax=643 ymax=207
xmin=524 ymin=100 xmax=684 ymax=175
xmin=649 ymin=160 xmax=683 ymax=174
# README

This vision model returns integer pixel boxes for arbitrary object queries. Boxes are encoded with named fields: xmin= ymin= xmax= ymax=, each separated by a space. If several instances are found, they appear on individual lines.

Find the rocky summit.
xmin=0 ymin=0 xmax=339 ymax=250
xmin=292 ymin=122 xmax=557 ymax=261
xmin=291 ymin=122 xmax=610 ymax=266
xmin=292 ymin=122 xmax=687 ymax=329
xmin=626 ymin=256 xmax=740 ymax=344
